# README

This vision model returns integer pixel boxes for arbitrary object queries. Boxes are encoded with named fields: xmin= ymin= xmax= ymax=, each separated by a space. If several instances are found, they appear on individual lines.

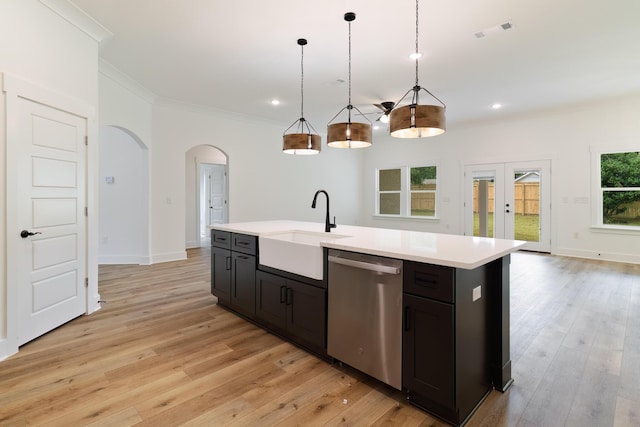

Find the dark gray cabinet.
xmin=403 ymin=261 xmax=492 ymax=426
xmin=211 ymin=231 xmax=256 ymax=319
xmin=211 ymin=245 xmax=231 ymax=304
xmin=256 ymin=270 xmax=326 ymax=354
xmin=230 ymin=251 xmax=256 ymax=318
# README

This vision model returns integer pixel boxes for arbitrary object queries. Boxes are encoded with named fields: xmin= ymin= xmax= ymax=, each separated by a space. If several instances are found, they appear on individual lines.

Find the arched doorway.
xmin=98 ymin=125 xmax=150 ymax=264
xmin=185 ymin=145 xmax=228 ymax=248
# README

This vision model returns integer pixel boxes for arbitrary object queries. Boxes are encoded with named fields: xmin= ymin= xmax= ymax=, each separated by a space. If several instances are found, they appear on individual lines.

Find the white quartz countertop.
xmin=209 ymin=220 xmax=526 ymax=270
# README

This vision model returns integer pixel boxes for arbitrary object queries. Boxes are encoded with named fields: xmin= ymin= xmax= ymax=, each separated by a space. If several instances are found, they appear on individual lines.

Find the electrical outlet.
xmin=473 ymin=285 xmax=482 ymax=302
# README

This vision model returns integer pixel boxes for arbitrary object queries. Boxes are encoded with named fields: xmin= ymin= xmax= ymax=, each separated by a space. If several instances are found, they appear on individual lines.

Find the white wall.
xmin=151 ymin=100 xmax=363 ymax=262
xmin=185 ymin=145 xmax=227 ymax=249
xmin=99 ymin=126 xmax=149 ymax=264
xmin=98 ymin=60 xmax=154 ymax=147
xmin=0 ymin=0 xmax=100 ymax=359
xmin=363 ymin=94 xmax=640 ymax=264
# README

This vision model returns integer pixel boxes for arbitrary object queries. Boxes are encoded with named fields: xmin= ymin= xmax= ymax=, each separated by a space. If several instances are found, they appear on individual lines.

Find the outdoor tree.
xmin=601 ymin=151 xmax=640 ymax=221
xmin=410 ymin=166 xmax=436 ymax=186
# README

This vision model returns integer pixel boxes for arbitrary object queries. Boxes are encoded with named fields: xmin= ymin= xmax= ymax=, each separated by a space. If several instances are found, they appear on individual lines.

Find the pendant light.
xmin=327 ymin=12 xmax=372 ymax=149
xmin=389 ymin=0 xmax=446 ymax=138
xmin=283 ymin=38 xmax=321 ymax=155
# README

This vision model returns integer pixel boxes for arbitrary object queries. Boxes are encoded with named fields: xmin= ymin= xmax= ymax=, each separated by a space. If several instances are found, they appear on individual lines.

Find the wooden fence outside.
xmin=474 ymin=182 xmax=540 ymax=215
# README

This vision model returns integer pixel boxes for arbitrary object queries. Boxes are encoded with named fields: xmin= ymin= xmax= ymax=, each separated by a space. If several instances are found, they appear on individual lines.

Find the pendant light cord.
xmin=300 ymin=42 xmax=305 ymax=119
xmin=415 ymin=0 xmax=420 ymax=88
xmin=348 ymin=19 xmax=352 ymax=107
xmin=347 ymin=17 xmax=353 ymax=122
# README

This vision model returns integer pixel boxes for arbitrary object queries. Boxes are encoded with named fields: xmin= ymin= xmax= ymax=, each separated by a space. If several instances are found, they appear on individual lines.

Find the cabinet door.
xmin=231 ymin=252 xmax=256 ymax=318
xmin=403 ymin=294 xmax=454 ymax=409
xmin=211 ymin=246 xmax=231 ymax=304
xmin=287 ymin=279 xmax=326 ymax=351
xmin=255 ymin=271 xmax=287 ymax=331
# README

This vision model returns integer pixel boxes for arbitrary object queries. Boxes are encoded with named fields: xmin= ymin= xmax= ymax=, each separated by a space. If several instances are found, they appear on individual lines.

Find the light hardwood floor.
xmin=1 ymin=248 xmax=639 ymax=426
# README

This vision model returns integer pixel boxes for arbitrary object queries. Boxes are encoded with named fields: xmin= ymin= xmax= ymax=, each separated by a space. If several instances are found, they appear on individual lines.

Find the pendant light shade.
xmin=327 ymin=121 xmax=372 ymax=148
xmin=327 ymin=12 xmax=372 ymax=149
xmin=389 ymin=0 xmax=446 ymax=138
xmin=283 ymin=38 xmax=321 ymax=155
xmin=389 ymin=101 xmax=446 ymax=138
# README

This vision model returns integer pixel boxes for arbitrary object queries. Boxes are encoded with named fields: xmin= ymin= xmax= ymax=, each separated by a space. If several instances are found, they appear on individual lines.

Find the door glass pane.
xmin=513 ymin=170 xmax=540 ymax=242
xmin=473 ymin=174 xmax=494 ymax=237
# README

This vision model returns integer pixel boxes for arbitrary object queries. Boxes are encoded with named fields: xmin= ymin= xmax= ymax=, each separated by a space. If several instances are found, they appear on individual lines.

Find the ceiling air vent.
xmin=474 ymin=21 xmax=514 ymax=39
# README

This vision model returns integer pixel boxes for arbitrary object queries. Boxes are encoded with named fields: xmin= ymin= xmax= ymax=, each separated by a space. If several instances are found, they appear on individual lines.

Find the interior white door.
xmin=208 ymin=164 xmax=227 ymax=226
xmin=464 ymin=160 xmax=551 ymax=252
xmin=13 ymin=96 xmax=87 ymax=346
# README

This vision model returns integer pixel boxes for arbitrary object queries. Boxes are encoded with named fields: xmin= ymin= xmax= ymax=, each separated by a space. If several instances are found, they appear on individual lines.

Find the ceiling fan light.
xmin=327 ymin=122 xmax=372 ymax=148
xmin=389 ymin=104 xmax=446 ymax=138
xmin=283 ymin=132 xmax=322 ymax=154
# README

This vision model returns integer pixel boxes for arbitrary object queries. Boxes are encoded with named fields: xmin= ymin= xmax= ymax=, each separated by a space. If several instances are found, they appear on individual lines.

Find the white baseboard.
xmin=88 ymin=292 xmax=102 ymax=314
xmin=0 ymin=338 xmax=18 ymax=362
xmin=554 ymin=248 xmax=640 ymax=265
xmin=186 ymin=240 xmax=200 ymax=249
xmin=149 ymin=251 xmax=187 ymax=264
xmin=98 ymin=254 xmax=151 ymax=265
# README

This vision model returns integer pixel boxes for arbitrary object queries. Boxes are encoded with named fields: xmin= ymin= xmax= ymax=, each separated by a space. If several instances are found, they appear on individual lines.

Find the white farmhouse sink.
xmin=259 ymin=230 xmax=350 ymax=280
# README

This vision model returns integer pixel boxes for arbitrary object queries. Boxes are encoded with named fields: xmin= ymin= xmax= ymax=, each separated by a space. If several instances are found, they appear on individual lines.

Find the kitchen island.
xmin=209 ymin=220 xmax=524 ymax=426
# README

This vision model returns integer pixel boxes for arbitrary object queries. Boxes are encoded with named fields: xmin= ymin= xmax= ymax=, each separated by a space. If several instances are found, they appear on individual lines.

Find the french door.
xmin=464 ymin=160 xmax=551 ymax=252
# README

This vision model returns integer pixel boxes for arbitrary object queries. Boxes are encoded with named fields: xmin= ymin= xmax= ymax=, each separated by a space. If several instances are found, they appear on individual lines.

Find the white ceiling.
xmin=71 ymin=0 xmax=640 ymax=131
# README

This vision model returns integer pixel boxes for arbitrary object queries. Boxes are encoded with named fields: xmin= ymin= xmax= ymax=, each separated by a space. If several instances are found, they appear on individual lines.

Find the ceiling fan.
xmin=356 ymin=101 xmax=396 ymax=125
xmin=372 ymin=101 xmax=395 ymax=123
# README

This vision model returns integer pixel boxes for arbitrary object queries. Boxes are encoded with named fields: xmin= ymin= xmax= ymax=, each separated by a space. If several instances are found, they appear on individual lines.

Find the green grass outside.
xmin=411 ymin=209 xmax=436 ymax=217
xmin=473 ymin=213 xmax=540 ymax=242
xmin=604 ymin=216 xmax=640 ymax=226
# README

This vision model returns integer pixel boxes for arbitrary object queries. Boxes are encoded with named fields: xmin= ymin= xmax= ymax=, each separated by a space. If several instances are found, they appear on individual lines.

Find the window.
xmin=597 ymin=151 xmax=640 ymax=227
xmin=376 ymin=165 xmax=438 ymax=218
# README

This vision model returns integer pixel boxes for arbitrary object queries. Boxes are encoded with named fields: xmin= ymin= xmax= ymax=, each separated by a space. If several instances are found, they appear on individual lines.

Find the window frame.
xmin=591 ymin=145 xmax=640 ymax=232
xmin=375 ymin=163 xmax=439 ymax=219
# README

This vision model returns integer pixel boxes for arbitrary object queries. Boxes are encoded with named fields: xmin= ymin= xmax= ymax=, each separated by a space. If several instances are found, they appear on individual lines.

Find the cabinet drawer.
xmin=212 ymin=230 xmax=231 ymax=249
xmin=232 ymin=233 xmax=257 ymax=255
xmin=403 ymin=262 xmax=454 ymax=303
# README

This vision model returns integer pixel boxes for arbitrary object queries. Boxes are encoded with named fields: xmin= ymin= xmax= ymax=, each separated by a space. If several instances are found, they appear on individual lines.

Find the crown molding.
xmin=99 ymin=59 xmax=156 ymax=104
xmin=40 ymin=0 xmax=112 ymax=42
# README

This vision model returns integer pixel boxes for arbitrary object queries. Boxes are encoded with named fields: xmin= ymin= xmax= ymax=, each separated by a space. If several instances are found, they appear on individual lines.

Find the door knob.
xmin=20 ymin=230 xmax=42 ymax=238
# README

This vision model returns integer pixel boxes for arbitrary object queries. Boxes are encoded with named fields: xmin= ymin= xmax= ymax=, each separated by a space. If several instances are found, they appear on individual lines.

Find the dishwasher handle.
xmin=328 ymin=255 xmax=401 ymax=275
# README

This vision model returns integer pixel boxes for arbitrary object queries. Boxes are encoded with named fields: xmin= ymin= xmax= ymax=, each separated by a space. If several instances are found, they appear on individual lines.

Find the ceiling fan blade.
xmin=374 ymin=101 xmax=395 ymax=114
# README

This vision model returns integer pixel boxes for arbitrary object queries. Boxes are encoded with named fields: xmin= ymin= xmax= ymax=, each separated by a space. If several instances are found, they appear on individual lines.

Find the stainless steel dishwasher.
xmin=327 ymin=249 xmax=403 ymax=390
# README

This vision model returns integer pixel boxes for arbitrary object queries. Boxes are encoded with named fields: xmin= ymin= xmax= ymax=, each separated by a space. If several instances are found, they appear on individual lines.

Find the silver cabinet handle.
xmin=328 ymin=255 xmax=401 ymax=275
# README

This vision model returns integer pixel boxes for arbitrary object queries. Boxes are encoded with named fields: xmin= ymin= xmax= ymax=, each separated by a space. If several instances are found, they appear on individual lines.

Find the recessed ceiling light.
xmin=409 ymin=52 xmax=422 ymax=60
xmin=271 ymin=99 xmax=281 ymax=106
xmin=492 ymin=103 xmax=502 ymax=109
